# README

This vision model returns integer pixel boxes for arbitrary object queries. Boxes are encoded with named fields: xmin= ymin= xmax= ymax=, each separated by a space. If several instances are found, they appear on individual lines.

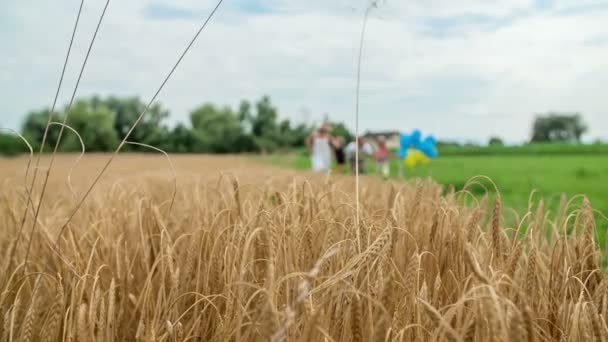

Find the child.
xmin=345 ymin=137 xmax=374 ymax=175
xmin=306 ymin=123 xmax=333 ymax=173
xmin=374 ymin=136 xmax=390 ymax=178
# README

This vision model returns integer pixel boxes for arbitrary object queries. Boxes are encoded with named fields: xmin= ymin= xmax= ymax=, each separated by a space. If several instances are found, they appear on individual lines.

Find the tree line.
xmin=0 ymin=99 xmax=594 ymax=156
xmin=0 ymin=95 xmax=353 ymax=156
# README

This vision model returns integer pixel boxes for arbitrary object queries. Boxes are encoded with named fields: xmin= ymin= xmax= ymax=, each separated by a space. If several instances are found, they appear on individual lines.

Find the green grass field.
xmin=438 ymin=142 xmax=608 ymax=156
xmin=264 ymin=149 xmax=608 ymax=245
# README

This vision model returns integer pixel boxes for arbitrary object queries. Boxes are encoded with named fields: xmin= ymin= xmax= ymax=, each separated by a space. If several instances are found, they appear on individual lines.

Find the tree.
xmin=488 ymin=136 xmax=504 ymax=146
xmin=251 ymin=96 xmax=278 ymax=138
xmin=21 ymin=100 xmax=120 ymax=152
xmin=237 ymin=100 xmax=253 ymax=134
xmin=161 ymin=123 xmax=197 ymax=153
xmin=289 ymin=123 xmax=313 ymax=148
xmin=330 ymin=122 xmax=353 ymax=142
xmin=250 ymin=96 xmax=285 ymax=152
xmin=21 ymin=109 xmax=61 ymax=150
xmin=0 ymin=131 xmax=30 ymax=156
xmin=95 ymin=96 xmax=170 ymax=149
xmin=61 ymin=100 xmax=120 ymax=152
xmin=190 ymin=104 xmax=250 ymax=153
xmin=15 ymin=95 xmax=308 ymax=155
xmin=531 ymin=113 xmax=587 ymax=143
xmin=278 ymin=119 xmax=294 ymax=147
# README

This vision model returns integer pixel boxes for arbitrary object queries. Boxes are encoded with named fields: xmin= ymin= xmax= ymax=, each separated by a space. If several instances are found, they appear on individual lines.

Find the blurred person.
xmin=374 ymin=135 xmax=390 ymax=178
xmin=306 ymin=123 xmax=333 ymax=173
xmin=331 ymin=136 xmax=346 ymax=174
xmin=345 ymin=136 xmax=374 ymax=175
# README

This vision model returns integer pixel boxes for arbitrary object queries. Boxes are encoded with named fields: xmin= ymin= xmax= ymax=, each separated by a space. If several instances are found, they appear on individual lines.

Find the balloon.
xmin=399 ymin=130 xmax=438 ymax=169
xmin=404 ymin=150 xmax=417 ymax=169
xmin=419 ymin=153 xmax=431 ymax=165
xmin=398 ymin=132 xmax=421 ymax=159
xmin=411 ymin=129 xmax=422 ymax=143
xmin=404 ymin=149 xmax=430 ymax=169
xmin=418 ymin=136 xmax=438 ymax=159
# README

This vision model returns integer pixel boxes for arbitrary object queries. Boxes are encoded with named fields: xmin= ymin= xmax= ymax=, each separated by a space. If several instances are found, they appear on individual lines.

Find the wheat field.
xmin=0 ymin=154 xmax=606 ymax=341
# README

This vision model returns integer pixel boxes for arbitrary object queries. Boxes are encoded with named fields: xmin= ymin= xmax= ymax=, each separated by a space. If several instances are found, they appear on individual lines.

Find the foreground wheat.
xmin=0 ymin=155 xmax=605 ymax=341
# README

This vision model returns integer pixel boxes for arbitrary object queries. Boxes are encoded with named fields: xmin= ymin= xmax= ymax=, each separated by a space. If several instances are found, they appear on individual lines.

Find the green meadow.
xmin=265 ymin=146 xmax=608 ymax=245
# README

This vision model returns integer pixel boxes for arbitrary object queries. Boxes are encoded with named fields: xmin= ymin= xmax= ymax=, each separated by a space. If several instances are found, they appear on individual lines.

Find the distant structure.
xmin=363 ymin=130 xmax=400 ymax=149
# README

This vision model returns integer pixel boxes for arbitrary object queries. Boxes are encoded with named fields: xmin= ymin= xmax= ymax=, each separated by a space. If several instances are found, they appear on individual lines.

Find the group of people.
xmin=305 ymin=123 xmax=391 ymax=177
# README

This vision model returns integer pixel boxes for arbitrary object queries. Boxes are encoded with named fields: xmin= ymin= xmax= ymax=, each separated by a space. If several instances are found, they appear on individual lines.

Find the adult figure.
xmin=306 ymin=123 xmax=333 ymax=173
xmin=345 ymin=136 xmax=374 ymax=175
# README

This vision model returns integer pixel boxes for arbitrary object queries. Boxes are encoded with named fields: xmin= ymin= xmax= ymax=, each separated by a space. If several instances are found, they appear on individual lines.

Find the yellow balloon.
xmin=404 ymin=149 xmax=431 ymax=169
xmin=404 ymin=154 xmax=416 ymax=169
xmin=404 ymin=149 xmax=419 ymax=169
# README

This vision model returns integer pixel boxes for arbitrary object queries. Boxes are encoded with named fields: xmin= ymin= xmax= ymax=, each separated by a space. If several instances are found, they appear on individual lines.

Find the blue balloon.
xmin=419 ymin=136 xmax=438 ymax=158
xmin=399 ymin=134 xmax=411 ymax=147
xmin=397 ymin=135 xmax=407 ymax=159
xmin=399 ymin=131 xmax=438 ymax=160
xmin=411 ymin=129 xmax=422 ymax=143
xmin=398 ymin=133 xmax=416 ymax=159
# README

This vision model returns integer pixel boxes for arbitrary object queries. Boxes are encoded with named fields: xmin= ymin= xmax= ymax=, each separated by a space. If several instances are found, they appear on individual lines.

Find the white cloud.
xmin=1 ymin=0 xmax=607 ymax=143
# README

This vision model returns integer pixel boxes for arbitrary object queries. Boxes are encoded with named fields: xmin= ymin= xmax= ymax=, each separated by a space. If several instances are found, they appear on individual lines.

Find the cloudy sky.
xmin=2 ymin=0 xmax=607 ymax=143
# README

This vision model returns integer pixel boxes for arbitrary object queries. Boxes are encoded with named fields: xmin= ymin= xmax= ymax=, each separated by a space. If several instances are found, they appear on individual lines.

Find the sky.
xmin=1 ymin=0 xmax=608 ymax=144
